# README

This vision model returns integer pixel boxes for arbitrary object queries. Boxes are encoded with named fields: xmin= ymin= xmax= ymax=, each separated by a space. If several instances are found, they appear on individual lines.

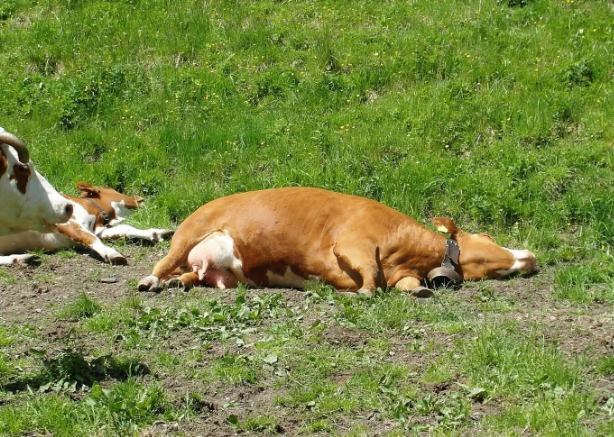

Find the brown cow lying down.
xmin=137 ymin=187 xmax=537 ymax=296
xmin=0 ymin=182 xmax=173 ymax=266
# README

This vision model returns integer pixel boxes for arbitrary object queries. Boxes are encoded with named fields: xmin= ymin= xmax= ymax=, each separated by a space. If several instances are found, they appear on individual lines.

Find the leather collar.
xmin=441 ymin=239 xmax=460 ymax=270
xmin=84 ymin=198 xmax=111 ymax=227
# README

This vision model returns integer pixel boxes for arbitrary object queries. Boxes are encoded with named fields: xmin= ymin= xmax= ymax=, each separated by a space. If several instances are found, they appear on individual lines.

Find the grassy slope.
xmin=1 ymin=0 xmax=614 ymax=435
xmin=2 ymin=0 xmax=613 ymax=292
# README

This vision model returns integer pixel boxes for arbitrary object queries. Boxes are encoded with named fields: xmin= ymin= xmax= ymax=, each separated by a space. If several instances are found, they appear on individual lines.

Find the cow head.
xmin=76 ymin=182 xmax=144 ymax=221
xmin=432 ymin=218 xmax=537 ymax=280
xmin=0 ymin=128 xmax=73 ymax=235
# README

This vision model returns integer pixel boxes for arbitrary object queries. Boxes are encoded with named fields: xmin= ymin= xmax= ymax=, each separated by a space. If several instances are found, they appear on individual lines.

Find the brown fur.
xmin=56 ymin=221 xmax=99 ymax=246
xmin=70 ymin=182 xmax=143 ymax=231
xmin=143 ymin=188 xmax=535 ymax=293
xmin=0 ymin=151 xmax=7 ymax=179
xmin=9 ymin=164 xmax=31 ymax=195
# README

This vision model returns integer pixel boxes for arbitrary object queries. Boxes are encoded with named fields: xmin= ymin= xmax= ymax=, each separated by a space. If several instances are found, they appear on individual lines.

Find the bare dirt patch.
xmin=2 ymin=248 xmax=613 ymax=435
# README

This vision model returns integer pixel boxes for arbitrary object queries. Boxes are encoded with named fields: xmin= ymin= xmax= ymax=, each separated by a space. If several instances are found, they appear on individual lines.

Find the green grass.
xmin=0 ymin=380 xmax=176 ymax=437
xmin=58 ymin=292 xmax=102 ymax=320
xmin=2 ymin=285 xmax=612 ymax=435
xmin=0 ymin=268 xmax=17 ymax=285
xmin=1 ymin=0 xmax=613 ymax=266
xmin=2 ymin=0 xmax=614 ymax=435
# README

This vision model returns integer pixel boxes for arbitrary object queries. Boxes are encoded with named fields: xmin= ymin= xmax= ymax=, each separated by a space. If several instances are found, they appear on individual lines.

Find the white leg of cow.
xmin=96 ymin=225 xmax=174 ymax=242
xmin=90 ymin=240 xmax=128 ymax=265
xmin=57 ymin=222 xmax=127 ymax=265
xmin=0 ymin=254 xmax=38 ymax=266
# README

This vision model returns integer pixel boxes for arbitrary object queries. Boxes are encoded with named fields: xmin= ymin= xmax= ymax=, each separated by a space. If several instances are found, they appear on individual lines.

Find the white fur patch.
xmin=0 ymin=229 xmax=73 ymax=254
xmin=0 ymin=254 xmax=37 ymax=266
xmin=496 ymin=249 xmax=534 ymax=276
xmin=110 ymin=200 xmax=131 ymax=223
xmin=0 ymin=140 xmax=72 ymax=235
xmin=70 ymin=201 xmax=98 ymax=231
xmin=188 ymin=233 xmax=249 ymax=284
xmin=266 ymin=267 xmax=306 ymax=289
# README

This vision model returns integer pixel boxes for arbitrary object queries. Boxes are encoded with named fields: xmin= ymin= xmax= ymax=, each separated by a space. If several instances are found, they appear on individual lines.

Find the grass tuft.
xmin=58 ymin=292 xmax=102 ymax=320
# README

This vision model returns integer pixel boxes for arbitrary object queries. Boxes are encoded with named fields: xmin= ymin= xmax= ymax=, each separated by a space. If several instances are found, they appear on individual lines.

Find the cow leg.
xmin=394 ymin=276 xmax=421 ymax=290
xmin=394 ymin=276 xmax=434 ymax=298
xmin=168 ymin=272 xmax=200 ymax=290
xmin=138 ymin=234 xmax=198 ymax=292
xmin=96 ymin=225 xmax=174 ymax=242
xmin=333 ymin=241 xmax=381 ymax=298
xmin=169 ymin=269 xmax=237 ymax=291
xmin=0 ymin=254 xmax=38 ymax=266
xmin=57 ymin=222 xmax=127 ymax=265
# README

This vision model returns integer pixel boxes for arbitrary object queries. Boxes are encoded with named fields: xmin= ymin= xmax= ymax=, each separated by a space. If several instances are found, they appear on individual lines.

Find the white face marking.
xmin=266 ymin=267 xmax=306 ymax=289
xmin=496 ymin=248 xmax=535 ymax=276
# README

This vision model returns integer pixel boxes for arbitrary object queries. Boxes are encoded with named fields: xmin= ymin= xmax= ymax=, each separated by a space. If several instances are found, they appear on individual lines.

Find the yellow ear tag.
xmin=437 ymin=225 xmax=449 ymax=233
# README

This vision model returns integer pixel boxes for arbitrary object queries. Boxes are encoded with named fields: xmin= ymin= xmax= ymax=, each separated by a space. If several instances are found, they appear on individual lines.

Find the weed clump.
xmin=58 ymin=292 xmax=102 ymax=320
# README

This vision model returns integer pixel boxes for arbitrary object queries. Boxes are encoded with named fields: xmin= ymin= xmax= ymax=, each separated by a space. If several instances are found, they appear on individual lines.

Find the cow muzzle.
xmin=44 ymin=201 xmax=73 ymax=229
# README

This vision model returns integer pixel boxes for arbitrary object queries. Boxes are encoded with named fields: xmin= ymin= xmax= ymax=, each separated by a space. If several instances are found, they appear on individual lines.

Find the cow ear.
xmin=76 ymin=182 xmax=100 ymax=196
xmin=479 ymin=233 xmax=495 ymax=242
xmin=433 ymin=217 xmax=460 ymax=238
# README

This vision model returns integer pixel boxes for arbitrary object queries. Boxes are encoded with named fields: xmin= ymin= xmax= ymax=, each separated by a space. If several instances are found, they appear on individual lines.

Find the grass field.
xmin=2 ymin=0 xmax=614 ymax=435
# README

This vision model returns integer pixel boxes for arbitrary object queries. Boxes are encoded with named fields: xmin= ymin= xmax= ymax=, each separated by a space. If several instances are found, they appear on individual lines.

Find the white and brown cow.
xmin=138 ymin=187 xmax=537 ymax=296
xmin=0 ymin=182 xmax=174 ymax=266
xmin=0 ymin=128 xmax=73 ymax=263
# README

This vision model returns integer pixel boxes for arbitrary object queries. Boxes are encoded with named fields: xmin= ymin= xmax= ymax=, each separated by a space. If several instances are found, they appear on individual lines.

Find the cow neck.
xmin=398 ymin=221 xmax=449 ymax=274
xmin=83 ymin=198 xmax=112 ymax=227
xmin=66 ymin=195 xmax=114 ymax=228
xmin=441 ymin=239 xmax=460 ymax=270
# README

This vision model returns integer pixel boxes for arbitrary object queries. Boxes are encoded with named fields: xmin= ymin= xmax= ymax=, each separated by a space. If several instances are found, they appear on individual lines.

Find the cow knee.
xmin=394 ymin=276 xmax=421 ymax=291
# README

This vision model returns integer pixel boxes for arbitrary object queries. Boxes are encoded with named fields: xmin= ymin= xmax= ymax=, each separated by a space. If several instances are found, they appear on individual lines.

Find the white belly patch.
xmin=188 ymin=232 xmax=250 ymax=284
xmin=266 ymin=267 xmax=306 ymax=289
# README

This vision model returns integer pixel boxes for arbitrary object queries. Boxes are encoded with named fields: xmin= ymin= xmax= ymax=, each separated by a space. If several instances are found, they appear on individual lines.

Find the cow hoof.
xmin=338 ymin=291 xmax=358 ymax=298
xmin=357 ymin=288 xmax=373 ymax=298
xmin=13 ymin=254 xmax=40 ymax=266
xmin=157 ymin=229 xmax=175 ymax=241
xmin=167 ymin=278 xmax=188 ymax=290
xmin=109 ymin=254 xmax=128 ymax=266
xmin=138 ymin=276 xmax=160 ymax=292
xmin=410 ymin=286 xmax=434 ymax=299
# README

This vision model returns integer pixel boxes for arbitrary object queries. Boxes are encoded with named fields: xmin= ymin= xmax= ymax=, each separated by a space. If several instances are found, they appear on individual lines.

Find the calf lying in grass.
xmin=0 ymin=182 xmax=173 ymax=266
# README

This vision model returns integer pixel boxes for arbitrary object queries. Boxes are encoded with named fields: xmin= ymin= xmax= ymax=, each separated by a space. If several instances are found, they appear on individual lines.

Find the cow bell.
xmin=410 ymin=286 xmax=434 ymax=299
xmin=427 ymin=266 xmax=461 ymax=289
